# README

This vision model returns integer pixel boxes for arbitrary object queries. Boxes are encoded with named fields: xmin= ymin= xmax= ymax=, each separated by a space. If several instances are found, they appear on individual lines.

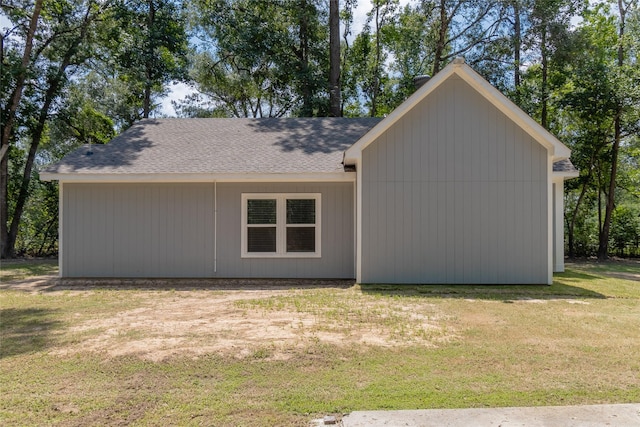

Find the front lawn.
xmin=1 ymin=260 xmax=639 ymax=426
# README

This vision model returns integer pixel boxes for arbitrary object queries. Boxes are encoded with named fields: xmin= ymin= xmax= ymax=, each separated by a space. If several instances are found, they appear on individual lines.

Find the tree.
xmin=184 ymin=0 xmax=329 ymax=118
xmin=2 ymin=0 xmax=113 ymax=258
xmin=329 ymin=0 xmax=341 ymax=117
xmin=598 ymin=0 xmax=638 ymax=260
xmin=561 ymin=0 xmax=639 ymax=258
xmin=1 ymin=0 xmax=43 ymax=257
xmin=428 ymin=0 xmax=503 ymax=75
xmin=106 ymin=0 xmax=189 ymax=119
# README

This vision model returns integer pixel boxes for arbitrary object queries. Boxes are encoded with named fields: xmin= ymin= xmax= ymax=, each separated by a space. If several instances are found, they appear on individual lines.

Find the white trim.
xmin=40 ymin=172 xmax=355 ymax=183
xmin=547 ymin=156 xmax=554 ymax=285
xmin=344 ymin=61 xmax=571 ymax=164
xmin=355 ymin=161 xmax=362 ymax=283
xmin=353 ymin=179 xmax=357 ymax=281
xmin=553 ymin=180 xmax=565 ymax=273
xmin=241 ymin=193 xmax=321 ymax=258
xmin=58 ymin=182 xmax=64 ymax=278
xmin=553 ymin=170 xmax=580 ymax=180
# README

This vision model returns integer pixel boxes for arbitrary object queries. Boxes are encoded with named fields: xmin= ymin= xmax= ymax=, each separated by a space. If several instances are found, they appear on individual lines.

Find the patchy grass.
xmin=0 ymin=259 xmax=58 ymax=282
xmin=1 ymin=261 xmax=639 ymax=426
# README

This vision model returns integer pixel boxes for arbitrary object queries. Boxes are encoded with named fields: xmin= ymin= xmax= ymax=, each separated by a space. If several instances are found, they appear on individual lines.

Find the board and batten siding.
xmin=62 ymin=183 xmax=216 ymax=277
xmin=215 ymin=182 xmax=354 ymax=279
xmin=61 ymin=181 xmax=354 ymax=278
xmin=360 ymin=76 xmax=549 ymax=284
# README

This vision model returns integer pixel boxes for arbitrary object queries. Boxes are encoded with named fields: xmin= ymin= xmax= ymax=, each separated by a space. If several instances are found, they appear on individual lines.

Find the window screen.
xmin=286 ymin=199 xmax=315 ymax=224
xmin=242 ymin=194 xmax=320 ymax=257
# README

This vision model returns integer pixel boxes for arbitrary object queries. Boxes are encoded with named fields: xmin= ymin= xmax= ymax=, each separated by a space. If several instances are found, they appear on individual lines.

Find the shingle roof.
xmin=553 ymin=159 xmax=578 ymax=174
xmin=43 ymin=118 xmax=382 ymax=176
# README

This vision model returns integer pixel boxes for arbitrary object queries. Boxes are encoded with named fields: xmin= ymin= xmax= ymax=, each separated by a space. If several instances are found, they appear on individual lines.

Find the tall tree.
xmin=428 ymin=0 xmax=503 ymax=75
xmin=1 ymin=0 xmax=43 ymax=257
xmin=1 ymin=0 xmax=111 ymax=257
xmin=598 ymin=0 xmax=638 ymax=259
xmin=329 ymin=0 xmax=341 ymax=117
xmin=184 ymin=0 xmax=329 ymax=117
xmin=107 ymin=0 xmax=189 ymax=119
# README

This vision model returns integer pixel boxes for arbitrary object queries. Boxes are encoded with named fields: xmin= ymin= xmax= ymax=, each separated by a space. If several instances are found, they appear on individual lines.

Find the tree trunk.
xmin=6 ymin=67 xmax=68 ymax=257
xmin=298 ymin=0 xmax=312 ymax=117
xmin=4 ymin=6 xmax=91 ymax=258
xmin=540 ymin=25 xmax=549 ymax=129
xmin=1 ymin=0 xmax=43 ymax=258
xmin=143 ymin=0 xmax=156 ymax=118
xmin=329 ymin=0 xmax=341 ymax=117
xmin=371 ymin=2 xmax=381 ymax=117
xmin=597 ymin=0 xmax=627 ymax=260
xmin=432 ymin=0 xmax=448 ymax=75
xmin=567 ymin=141 xmax=605 ymax=258
xmin=512 ymin=0 xmax=521 ymax=103
xmin=598 ymin=115 xmax=622 ymax=259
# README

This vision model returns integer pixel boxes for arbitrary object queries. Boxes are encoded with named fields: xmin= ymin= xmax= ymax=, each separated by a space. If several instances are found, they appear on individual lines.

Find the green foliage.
xmin=103 ymin=0 xmax=189 ymax=118
xmin=181 ymin=0 xmax=329 ymax=117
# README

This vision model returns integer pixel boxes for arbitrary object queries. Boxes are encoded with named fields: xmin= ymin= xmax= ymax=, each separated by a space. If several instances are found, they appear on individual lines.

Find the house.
xmin=41 ymin=58 xmax=578 ymax=284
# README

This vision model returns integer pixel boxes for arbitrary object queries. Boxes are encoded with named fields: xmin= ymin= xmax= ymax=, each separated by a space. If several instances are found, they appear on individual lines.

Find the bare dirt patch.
xmin=51 ymin=289 xmax=454 ymax=361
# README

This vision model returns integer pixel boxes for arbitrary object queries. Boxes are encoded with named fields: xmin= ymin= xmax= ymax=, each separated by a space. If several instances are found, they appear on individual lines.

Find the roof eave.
xmin=344 ymin=59 xmax=573 ymax=163
xmin=41 ymin=171 xmax=356 ymax=183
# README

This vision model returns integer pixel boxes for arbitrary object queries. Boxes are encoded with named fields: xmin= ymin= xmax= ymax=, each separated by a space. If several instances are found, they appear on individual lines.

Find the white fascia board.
xmin=553 ymin=170 xmax=580 ymax=180
xmin=344 ymin=60 xmax=572 ymax=163
xmin=41 ymin=172 xmax=356 ymax=183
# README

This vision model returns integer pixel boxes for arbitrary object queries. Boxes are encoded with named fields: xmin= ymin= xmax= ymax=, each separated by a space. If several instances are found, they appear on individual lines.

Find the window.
xmin=241 ymin=194 xmax=321 ymax=258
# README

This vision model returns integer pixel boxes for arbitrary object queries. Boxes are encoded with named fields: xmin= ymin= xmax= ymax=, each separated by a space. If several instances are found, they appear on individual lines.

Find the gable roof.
xmin=344 ymin=58 xmax=572 ymax=165
xmin=41 ymin=117 xmax=381 ymax=181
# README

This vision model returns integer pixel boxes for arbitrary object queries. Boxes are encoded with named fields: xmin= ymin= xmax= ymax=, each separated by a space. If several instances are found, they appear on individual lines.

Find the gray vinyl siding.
xmin=63 ymin=183 xmax=216 ymax=277
xmin=361 ymin=76 xmax=549 ymax=284
xmin=62 ymin=181 xmax=353 ymax=278
xmin=215 ymin=182 xmax=354 ymax=278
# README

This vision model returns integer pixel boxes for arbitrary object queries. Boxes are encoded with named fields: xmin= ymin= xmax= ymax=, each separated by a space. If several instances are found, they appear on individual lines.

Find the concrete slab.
xmin=341 ymin=404 xmax=640 ymax=427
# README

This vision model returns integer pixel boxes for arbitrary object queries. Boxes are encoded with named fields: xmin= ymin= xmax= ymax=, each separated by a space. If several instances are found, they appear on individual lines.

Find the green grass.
xmin=1 ymin=259 xmax=58 ymax=282
xmin=1 ymin=260 xmax=639 ymax=426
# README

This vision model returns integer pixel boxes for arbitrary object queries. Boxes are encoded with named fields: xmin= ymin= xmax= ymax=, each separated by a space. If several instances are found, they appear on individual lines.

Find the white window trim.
xmin=241 ymin=193 xmax=321 ymax=258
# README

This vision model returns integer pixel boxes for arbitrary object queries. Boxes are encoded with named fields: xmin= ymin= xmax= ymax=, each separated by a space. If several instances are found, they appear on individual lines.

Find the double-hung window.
xmin=241 ymin=193 xmax=321 ymax=258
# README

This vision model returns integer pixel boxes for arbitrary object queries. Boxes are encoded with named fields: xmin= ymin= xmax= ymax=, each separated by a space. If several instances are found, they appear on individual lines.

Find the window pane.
xmin=286 ymin=199 xmax=315 ymax=224
xmin=248 ymin=199 xmax=276 ymax=224
xmin=248 ymin=227 xmax=276 ymax=252
xmin=286 ymin=227 xmax=315 ymax=252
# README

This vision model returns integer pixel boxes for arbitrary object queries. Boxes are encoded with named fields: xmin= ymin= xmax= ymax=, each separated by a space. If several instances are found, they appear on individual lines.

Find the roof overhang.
xmin=40 ymin=172 xmax=356 ymax=183
xmin=553 ymin=170 xmax=580 ymax=180
xmin=344 ymin=58 xmax=572 ymax=165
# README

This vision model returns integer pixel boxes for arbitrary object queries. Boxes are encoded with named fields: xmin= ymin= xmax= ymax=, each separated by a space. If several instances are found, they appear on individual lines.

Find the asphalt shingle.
xmin=43 ymin=117 xmax=382 ymax=175
xmin=553 ymin=158 xmax=578 ymax=174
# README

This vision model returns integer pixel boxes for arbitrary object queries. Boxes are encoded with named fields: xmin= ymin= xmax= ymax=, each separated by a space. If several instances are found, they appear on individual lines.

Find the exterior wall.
xmin=62 ymin=183 xmax=216 ymax=277
xmin=552 ymin=180 xmax=565 ymax=272
xmin=360 ymin=76 xmax=549 ymax=284
xmin=61 ymin=181 xmax=354 ymax=278
xmin=216 ymin=182 xmax=354 ymax=278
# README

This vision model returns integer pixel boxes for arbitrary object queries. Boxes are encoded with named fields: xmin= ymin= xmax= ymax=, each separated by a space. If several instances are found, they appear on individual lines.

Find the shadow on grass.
xmin=43 ymin=278 xmax=356 ymax=292
xmin=0 ymin=308 xmax=62 ymax=358
xmin=361 ymin=270 xmax=606 ymax=301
